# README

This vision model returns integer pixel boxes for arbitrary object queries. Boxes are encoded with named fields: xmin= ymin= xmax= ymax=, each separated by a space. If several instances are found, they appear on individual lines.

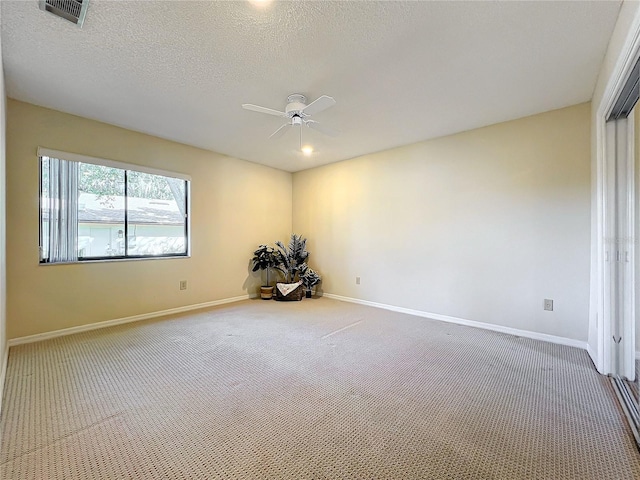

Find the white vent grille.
xmin=39 ymin=0 xmax=89 ymax=27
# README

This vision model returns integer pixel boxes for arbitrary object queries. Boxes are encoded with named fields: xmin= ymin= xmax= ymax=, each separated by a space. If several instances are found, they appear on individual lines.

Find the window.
xmin=39 ymin=149 xmax=190 ymax=263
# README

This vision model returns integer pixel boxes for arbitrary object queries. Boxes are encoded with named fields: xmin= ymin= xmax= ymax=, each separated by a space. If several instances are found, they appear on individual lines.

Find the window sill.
xmin=39 ymin=254 xmax=190 ymax=266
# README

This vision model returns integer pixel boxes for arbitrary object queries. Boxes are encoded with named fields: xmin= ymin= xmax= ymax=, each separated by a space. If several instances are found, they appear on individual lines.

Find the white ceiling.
xmin=1 ymin=1 xmax=622 ymax=172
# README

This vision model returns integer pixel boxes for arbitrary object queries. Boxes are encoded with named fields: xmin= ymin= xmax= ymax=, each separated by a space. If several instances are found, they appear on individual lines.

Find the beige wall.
xmin=293 ymin=103 xmax=591 ymax=341
xmin=6 ymin=100 xmax=292 ymax=339
xmin=0 ymin=2 xmax=7 ymax=404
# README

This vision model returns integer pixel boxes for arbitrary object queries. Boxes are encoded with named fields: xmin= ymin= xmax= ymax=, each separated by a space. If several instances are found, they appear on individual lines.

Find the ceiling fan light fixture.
xmin=249 ymin=0 xmax=272 ymax=8
xmin=301 ymin=145 xmax=314 ymax=156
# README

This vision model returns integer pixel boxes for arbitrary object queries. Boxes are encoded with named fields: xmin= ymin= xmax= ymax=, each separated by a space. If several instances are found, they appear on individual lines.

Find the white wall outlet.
xmin=544 ymin=299 xmax=553 ymax=311
xmin=180 ymin=280 xmax=187 ymax=290
xmin=356 ymin=276 xmax=361 ymax=285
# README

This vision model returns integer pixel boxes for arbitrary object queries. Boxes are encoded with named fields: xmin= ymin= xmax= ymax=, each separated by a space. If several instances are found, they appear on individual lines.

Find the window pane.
xmin=39 ymin=152 xmax=189 ymax=263
xmin=78 ymin=163 xmax=125 ymax=258
xmin=126 ymin=171 xmax=187 ymax=256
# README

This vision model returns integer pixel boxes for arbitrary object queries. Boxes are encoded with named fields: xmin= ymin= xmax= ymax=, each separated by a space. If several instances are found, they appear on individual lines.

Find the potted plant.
xmin=300 ymin=266 xmax=321 ymax=298
xmin=251 ymin=244 xmax=282 ymax=300
xmin=274 ymin=234 xmax=309 ymax=301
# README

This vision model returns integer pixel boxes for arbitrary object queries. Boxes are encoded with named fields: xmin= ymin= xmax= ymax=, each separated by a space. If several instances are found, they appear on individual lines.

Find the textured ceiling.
xmin=1 ymin=1 xmax=622 ymax=172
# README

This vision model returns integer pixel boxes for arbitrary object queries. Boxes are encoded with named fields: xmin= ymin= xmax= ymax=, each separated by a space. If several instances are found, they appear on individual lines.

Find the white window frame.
xmin=38 ymin=147 xmax=192 ymax=264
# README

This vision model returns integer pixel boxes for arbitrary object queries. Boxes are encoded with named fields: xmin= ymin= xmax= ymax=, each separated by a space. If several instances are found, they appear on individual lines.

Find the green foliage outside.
xmin=79 ymin=163 xmax=174 ymax=200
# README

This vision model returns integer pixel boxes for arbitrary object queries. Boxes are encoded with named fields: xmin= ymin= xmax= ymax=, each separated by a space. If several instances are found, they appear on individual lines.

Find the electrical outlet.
xmin=180 ymin=280 xmax=187 ymax=290
xmin=356 ymin=276 xmax=361 ymax=285
xmin=544 ymin=299 xmax=553 ymax=311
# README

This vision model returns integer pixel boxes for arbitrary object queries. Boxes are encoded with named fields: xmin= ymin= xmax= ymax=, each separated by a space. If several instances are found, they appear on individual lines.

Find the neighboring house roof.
xmin=80 ymin=193 xmax=184 ymax=225
xmin=42 ymin=193 xmax=184 ymax=225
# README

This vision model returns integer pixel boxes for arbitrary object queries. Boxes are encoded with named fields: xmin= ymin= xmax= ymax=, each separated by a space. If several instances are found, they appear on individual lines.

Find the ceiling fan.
xmin=242 ymin=94 xmax=338 ymax=139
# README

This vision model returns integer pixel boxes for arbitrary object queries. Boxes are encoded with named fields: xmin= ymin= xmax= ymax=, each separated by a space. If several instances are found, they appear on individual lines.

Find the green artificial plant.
xmin=251 ymin=244 xmax=283 ymax=287
xmin=275 ymin=234 xmax=310 ymax=283
xmin=300 ymin=265 xmax=321 ymax=295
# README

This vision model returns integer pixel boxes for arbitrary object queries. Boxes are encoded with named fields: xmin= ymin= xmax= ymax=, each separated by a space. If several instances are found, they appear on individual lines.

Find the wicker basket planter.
xmin=260 ymin=286 xmax=274 ymax=300
xmin=275 ymin=282 xmax=304 ymax=301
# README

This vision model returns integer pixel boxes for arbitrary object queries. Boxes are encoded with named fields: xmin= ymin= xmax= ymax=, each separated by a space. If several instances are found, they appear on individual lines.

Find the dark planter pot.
xmin=305 ymin=290 xmax=312 ymax=298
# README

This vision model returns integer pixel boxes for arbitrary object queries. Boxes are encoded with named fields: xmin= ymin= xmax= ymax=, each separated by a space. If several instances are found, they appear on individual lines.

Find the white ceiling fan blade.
xmin=305 ymin=119 xmax=339 ymax=137
xmin=269 ymin=123 xmax=291 ymax=139
xmin=242 ymin=104 xmax=287 ymax=117
xmin=301 ymin=95 xmax=336 ymax=116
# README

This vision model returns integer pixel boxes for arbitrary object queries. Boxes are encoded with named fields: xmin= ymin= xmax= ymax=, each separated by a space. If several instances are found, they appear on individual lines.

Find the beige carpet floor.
xmin=1 ymin=297 xmax=639 ymax=479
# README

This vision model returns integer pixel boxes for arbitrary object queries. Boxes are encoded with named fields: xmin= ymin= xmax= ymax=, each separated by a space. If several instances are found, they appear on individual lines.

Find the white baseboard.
xmin=5 ymin=290 xmax=592 ymax=358
xmin=0 ymin=344 xmax=8 ymax=417
xmin=323 ymin=293 xmax=588 ymax=351
xmin=7 ymin=295 xmax=253 ymax=347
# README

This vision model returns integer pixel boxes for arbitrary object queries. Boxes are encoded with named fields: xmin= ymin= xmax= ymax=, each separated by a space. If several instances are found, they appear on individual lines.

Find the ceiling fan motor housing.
xmin=285 ymin=94 xmax=308 ymax=117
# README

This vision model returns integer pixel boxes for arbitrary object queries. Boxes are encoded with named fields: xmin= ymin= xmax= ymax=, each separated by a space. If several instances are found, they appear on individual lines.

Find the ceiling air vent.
xmin=39 ymin=0 xmax=89 ymax=28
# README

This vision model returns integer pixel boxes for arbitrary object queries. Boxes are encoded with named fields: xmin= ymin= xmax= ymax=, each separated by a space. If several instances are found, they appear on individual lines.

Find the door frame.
xmin=593 ymin=12 xmax=640 ymax=376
